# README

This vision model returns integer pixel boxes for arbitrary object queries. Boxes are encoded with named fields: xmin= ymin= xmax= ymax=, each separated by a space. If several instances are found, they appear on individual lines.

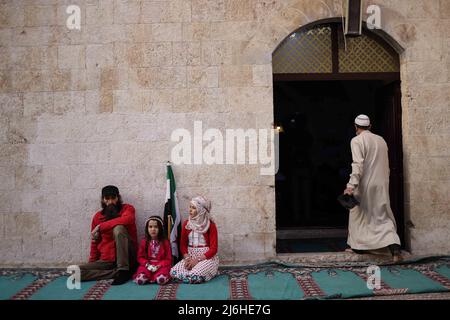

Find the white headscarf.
xmin=186 ymin=196 xmax=211 ymax=234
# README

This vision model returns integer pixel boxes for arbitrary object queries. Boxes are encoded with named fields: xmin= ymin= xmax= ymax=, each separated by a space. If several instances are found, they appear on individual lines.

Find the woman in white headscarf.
xmin=170 ymin=196 xmax=219 ymax=283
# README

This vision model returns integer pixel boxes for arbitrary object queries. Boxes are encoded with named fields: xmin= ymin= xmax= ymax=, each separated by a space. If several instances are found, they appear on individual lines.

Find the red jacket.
xmin=89 ymin=204 xmax=138 ymax=263
xmin=137 ymin=238 xmax=172 ymax=268
xmin=180 ymin=220 xmax=218 ymax=259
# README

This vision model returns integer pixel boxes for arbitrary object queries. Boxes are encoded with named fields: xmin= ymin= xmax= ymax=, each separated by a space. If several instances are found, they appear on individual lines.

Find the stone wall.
xmin=0 ymin=0 xmax=448 ymax=267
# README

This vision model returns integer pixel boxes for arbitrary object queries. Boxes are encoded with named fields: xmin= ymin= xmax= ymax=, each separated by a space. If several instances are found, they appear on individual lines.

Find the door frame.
xmin=273 ymin=18 xmax=406 ymax=250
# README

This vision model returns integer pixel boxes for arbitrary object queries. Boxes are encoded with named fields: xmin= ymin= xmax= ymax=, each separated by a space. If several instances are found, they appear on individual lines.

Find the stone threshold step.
xmin=221 ymin=250 xmax=415 ymax=268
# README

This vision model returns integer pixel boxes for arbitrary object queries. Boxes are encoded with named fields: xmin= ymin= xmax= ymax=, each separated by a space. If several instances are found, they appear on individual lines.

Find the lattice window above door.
xmin=273 ymin=25 xmax=333 ymax=74
xmin=338 ymin=32 xmax=399 ymax=72
xmin=272 ymin=23 xmax=400 ymax=74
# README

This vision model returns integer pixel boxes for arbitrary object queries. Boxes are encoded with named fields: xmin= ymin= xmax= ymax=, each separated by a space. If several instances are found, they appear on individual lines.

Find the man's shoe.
xmin=111 ymin=270 xmax=131 ymax=285
xmin=392 ymin=254 xmax=403 ymax=264
xmin=388 ymin=244 xmax=403 ymax=263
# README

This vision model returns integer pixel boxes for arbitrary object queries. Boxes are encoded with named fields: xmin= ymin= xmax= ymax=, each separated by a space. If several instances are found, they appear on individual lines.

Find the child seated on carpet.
xmin=133 ymin=216 xmax=172 ymax=285
xmin=170 ymin=196 xmax=219 ymax=284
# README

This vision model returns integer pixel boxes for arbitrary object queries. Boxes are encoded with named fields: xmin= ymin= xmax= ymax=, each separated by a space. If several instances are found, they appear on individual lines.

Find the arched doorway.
xmin=273 ymin=19 xmax=405 ymax=253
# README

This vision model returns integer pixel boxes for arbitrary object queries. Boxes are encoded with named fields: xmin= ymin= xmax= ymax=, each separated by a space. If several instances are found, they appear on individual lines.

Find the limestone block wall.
xmin=0 ymin=0 xmax=448 ymax=267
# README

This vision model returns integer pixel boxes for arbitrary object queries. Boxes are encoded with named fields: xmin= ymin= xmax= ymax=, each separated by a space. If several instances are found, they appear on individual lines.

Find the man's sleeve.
xmin=99 ymin=205 xmax=135 ymax=233
xmin=347 ymin=138 xmax=365 ymax=190
xmin=89 ymin=216 xmax=100 ymax=262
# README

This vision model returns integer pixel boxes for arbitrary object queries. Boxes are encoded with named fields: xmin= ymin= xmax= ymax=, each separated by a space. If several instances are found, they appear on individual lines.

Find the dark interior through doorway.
xmin=275 ymin=79 xmax=404 ymax=253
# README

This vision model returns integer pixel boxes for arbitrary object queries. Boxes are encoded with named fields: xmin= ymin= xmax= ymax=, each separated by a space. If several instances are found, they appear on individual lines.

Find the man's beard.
xmin=102 ymin=203 xmax=122 ymax=220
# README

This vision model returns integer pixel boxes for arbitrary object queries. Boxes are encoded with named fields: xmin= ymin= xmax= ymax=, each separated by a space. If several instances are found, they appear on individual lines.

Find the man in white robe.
xmin=344 ymin=115 xmax=402 ymax=262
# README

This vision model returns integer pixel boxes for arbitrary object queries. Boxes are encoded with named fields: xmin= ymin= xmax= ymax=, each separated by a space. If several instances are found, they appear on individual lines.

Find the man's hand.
xmin=344 ymin=187 xmax=354 ymax=196
xmin=91 ymin=225 xmax=100 ymax=241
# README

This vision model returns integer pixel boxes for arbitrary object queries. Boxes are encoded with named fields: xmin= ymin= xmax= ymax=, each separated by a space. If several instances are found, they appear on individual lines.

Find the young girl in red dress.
xmin=133 ymin=216 xmax=172 ymax=285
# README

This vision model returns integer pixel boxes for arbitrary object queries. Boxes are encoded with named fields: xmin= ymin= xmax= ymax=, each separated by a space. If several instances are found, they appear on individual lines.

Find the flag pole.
xmin=167 ymin=215 xmax=172 ymax=240
xmin=166 ymin=160 xmax=171 ymax=239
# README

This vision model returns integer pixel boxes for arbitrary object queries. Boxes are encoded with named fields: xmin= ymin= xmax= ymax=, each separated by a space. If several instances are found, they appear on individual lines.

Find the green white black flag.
xmin=163 ymin=162 xmax=181 ymax=260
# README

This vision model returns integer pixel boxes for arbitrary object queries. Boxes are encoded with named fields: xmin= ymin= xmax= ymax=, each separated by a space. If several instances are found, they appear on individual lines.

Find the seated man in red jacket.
xmin=80 ymin=185 xmax=138 ymax=285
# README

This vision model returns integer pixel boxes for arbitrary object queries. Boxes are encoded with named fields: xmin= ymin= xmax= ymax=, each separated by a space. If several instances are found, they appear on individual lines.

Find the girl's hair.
xmin=145 ymin=216 xmax=164 ymax=241
xmin=144 ymin=216 xmax=165 ymax=259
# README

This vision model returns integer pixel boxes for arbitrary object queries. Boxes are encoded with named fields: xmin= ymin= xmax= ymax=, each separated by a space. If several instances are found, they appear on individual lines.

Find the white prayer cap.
xmin=355 ymin=114 xmax=370 ymax=126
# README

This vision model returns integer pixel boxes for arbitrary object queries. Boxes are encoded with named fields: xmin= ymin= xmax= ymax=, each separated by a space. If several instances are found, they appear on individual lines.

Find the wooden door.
xmin=375 ymin=80 xmax=405 ymax=247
